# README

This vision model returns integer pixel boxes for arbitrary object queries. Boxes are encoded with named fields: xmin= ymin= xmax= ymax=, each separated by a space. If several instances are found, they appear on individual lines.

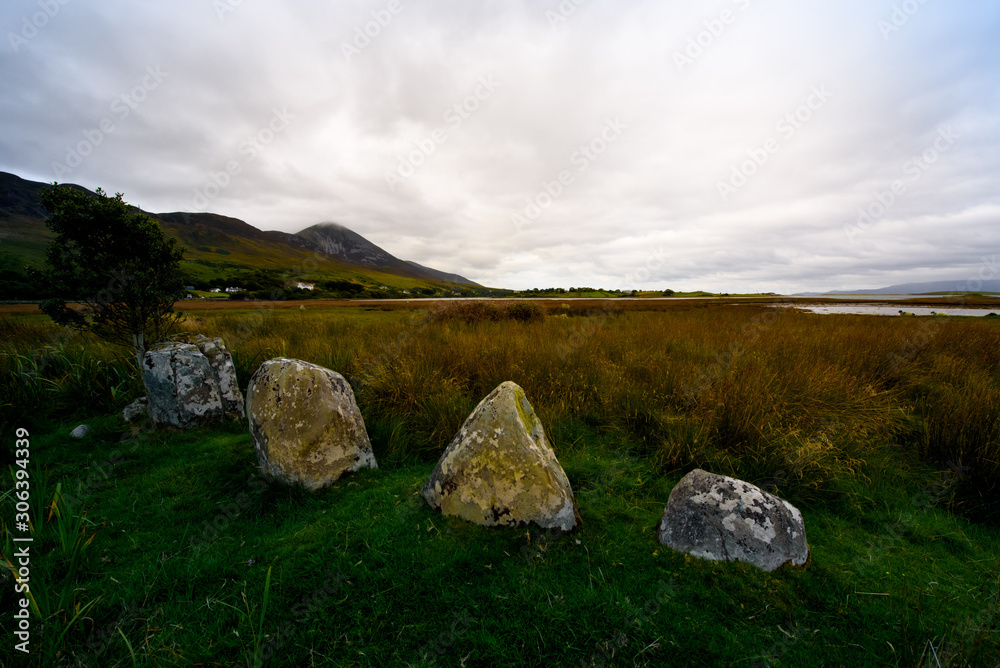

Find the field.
xmin=1 ymin=300 xmax=999 ymax=667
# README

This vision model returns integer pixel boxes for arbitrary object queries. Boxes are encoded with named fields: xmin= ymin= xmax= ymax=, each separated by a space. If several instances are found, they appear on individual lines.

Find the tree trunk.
xmin=132 ymin=332 xmax=147 ymax=395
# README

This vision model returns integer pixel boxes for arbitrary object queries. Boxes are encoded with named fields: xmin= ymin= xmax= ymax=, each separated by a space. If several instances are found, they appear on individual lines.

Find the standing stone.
xmin=421 ymin=381 xmax=580 ymax=531
xmin=122 ymin=397 xmax=148 ymax=423
xmin=142 ymin=335 xmax=244 ymax=429
xmin=246 ymin=358 xmax=376 ymax=490
xmin=658 ymin=469 xmax=809 ymax=571
xmin=70 ymin=425 xmax=91 ymax=438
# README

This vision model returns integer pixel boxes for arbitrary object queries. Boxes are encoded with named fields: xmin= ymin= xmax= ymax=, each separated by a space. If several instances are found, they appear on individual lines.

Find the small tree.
xmin=35 ymin=184 xmax=186 ymax=371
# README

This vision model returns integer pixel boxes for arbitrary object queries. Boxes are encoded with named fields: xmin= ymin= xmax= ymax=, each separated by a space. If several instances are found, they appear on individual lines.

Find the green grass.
xmin=2 ymin=419 xmax=997 ymax=666
xmin=1 ymin=304 xmax=999 ymax=665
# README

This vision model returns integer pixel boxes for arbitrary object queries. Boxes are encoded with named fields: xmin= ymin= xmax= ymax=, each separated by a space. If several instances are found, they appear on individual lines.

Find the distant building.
xmin=225 ymin=287 xmax=241 ymax=293
xmin=209 ymin=288 xmax=222 ymax=293
xmin=185 ymin=285 xmax=196 ymax=291
xmin=295 ymin=283 xmax=315 ymax=290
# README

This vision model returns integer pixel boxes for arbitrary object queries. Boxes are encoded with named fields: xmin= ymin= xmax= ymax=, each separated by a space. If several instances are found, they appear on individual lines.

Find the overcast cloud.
xmin=2 ymin=0 xmax=998 ymax=292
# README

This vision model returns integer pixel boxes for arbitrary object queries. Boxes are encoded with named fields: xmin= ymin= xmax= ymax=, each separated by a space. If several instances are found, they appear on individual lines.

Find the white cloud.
xmin=1 ymin=0 xmax=998 ymax=292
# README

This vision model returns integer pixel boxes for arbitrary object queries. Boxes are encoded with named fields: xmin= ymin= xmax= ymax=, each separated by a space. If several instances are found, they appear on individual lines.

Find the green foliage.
xmin=0 ymin=325 xmax=140 ymax=459
xmin=320 ymin=279 xmax=365 ymax=294
xmin=0 ymin=268 xmax=51 ymax=300
xmin=213 ymin=565 xmax=273 ymax=667
xmin=34 ymin=184 xmax=186 ymax=366
xmin=1 ymin=476 xmax=101 ymax=664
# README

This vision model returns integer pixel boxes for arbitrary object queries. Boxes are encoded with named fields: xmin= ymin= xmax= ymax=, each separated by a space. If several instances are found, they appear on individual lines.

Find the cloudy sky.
xmin=2 ymin=0 xmax=998 ymax=292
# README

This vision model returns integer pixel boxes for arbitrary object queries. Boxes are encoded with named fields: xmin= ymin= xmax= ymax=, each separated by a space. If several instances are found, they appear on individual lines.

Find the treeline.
xmin=0 ymin=265 xmax=490 ymax=302
xmin=511 ymin=287 xmax=680 ymax=296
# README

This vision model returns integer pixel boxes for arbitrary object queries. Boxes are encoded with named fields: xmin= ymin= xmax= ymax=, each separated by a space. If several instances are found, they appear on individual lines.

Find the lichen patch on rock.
xmin=246 ymin=357 xmax=376 ymax=491
xmin=658 ymin=469 xmax=808 ymax=571
xmin=421 ymin=381 xmax=580 ymax=531
xmin=142 ymin=335 xmax=244 ymax=429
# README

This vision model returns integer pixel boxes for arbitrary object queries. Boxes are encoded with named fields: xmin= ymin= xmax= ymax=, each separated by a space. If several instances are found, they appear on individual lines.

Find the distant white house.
xmin=295 ymin=282 xmax=315 ymax=290
xmin=224 ymin=287 xmax=241 ymax=293
xmin=209 ymin=288 xmax=222 ymax=293
xmin=401 ymin=290 xmax=410 ymax=295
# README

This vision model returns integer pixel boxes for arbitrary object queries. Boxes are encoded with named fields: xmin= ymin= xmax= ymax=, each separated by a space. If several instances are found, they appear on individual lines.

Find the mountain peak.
xmin=293 ymin=222 xmax=479 ymax=285
xmin=299 ymin=221 xmax=349 ymax=234
xmin=0 ymin=171 xmax=480 ymax=288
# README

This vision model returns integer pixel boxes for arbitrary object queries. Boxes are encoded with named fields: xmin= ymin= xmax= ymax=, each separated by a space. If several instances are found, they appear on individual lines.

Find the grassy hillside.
xmin=0 ymin=173 xmax=485 ymax=296
xmin=1 ymin=305 xmax=998 ymax=666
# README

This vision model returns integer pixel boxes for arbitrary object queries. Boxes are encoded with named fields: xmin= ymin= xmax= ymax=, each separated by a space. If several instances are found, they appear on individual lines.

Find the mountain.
xmin=0 ymin=172 xmax=91 ymax=269
xmin=820 ymin=280 xmax=1000 ymax=295
xmin=403 ymin=260 xmax=475 ymax=286
xmin=0 ymin=171 xmax=481 ymax=290
xmin=295 ymin=223 xmax=480 ymax=285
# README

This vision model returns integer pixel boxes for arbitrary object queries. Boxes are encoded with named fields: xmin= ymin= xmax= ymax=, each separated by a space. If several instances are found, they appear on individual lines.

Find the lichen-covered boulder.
xmin=658 ymin=469 xmax=808 ymax=571
xmin=421 ymin=381 xmax=580 ymax=531
xmin=246 ymin=358 xmax=376 ymax=490
xmin=142 ymin=335 xmax=244 ymax=429
xmin=123 ymin=397 xmax=148 ymax=423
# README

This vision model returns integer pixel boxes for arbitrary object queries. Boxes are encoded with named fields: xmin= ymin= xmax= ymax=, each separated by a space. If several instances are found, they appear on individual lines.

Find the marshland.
xmin=2 ymin=299 xmax=999 ymax=666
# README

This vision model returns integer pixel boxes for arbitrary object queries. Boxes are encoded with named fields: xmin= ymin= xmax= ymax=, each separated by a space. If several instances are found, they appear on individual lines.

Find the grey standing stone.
xmin=123 ymin=397 xmax=148 ymax=423
xmin=658 ymin=469 xmax=808 ymax=571
xmin=246 ymin=357 xmax=376 ymax=490
xmin=421 ymin=381 xmax=581 ymax=531
xmin=70 ymin=424 xmax=91 ymax=438
xmin=142 ymin=335 xmax=244 ymax=429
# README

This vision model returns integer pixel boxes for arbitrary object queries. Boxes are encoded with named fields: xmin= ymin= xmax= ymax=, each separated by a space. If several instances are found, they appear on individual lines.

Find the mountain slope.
xmin=404 ymin=260 xmax=478 ymax=286
xmin=0 ymin=172 xmax=86 ymax=269
xmin=0 ymin=171 xmax=481 ymax=289
xmin=294 ymin=222 xmax=481 ymax=286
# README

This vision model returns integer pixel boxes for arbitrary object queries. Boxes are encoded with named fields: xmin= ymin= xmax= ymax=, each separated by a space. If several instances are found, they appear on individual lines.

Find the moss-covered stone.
xmin=421 ymin=381 xmax=580 ymax=531
xmin=246 ymin=357 xmax=376 ymax=491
